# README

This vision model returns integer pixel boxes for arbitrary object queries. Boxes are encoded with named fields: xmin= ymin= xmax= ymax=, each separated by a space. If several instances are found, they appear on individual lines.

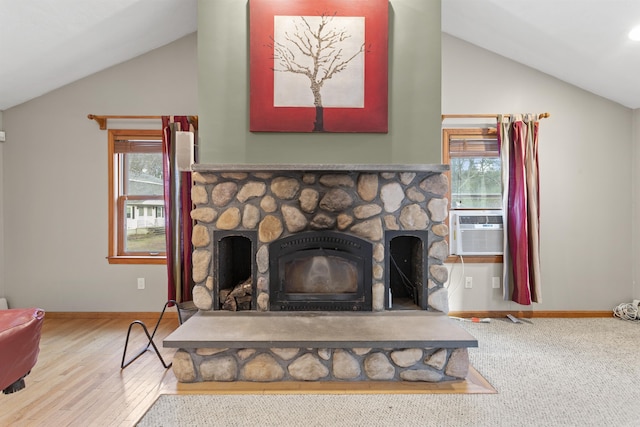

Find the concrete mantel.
xmin=191 ymin=163 xmax=449 ymax=173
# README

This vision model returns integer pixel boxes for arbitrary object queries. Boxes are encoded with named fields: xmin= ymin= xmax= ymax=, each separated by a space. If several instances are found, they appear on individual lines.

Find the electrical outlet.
xmin=137 ymin=278 xmax=145 ymax=290
xmin=465 ymin=277 xmax=473 ymax=289
xmin=492 ymin=277 xmax=501 ymax=289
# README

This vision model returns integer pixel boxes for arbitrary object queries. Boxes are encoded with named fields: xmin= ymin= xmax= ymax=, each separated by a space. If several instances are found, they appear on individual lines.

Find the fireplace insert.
xmin=269 ymin=231 xmax=372 ymax=311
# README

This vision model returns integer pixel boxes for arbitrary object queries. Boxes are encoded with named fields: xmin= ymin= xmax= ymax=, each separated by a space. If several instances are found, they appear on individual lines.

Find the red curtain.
xmin=498 ymin=114 xmax=542 ymax=305
xmin=162 ymin=116 xmax=196 ymax=303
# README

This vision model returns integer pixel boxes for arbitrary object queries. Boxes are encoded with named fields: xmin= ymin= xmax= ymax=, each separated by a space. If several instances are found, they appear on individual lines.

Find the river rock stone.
xmin=373 ymin=243 xmax=384 ymax=262
xmin=221 ymin=172 xmax=248 ymax=180
xmin=196 ymin=348 xmax=228 ymax=356
xmin=432 ymin=223 xmax=449 ymax=237
xmin=257 ymin=292 xmax=269 ymax=311
xmin=191 ymin=224 xmax=210 ymax=247
xmin=354 ymin=204 xmax=382 ymax=219
xmin=350 ymin=218 xmax=383 ymax=241
xmin=380 ymin=182 xmax=404 ymax=212
xmin=429 ymin=240 xmax=449 ymax=261
xmin=364 ymin=353 xmax=395 ymax=380
xmin=420 ymin=173 xmax=449 ymax=196
xmin=299 ymin=188 xmax=319 ymax=213
xmin=318 ymin=349 xmax=331 ymax=360
xmin=445 ymin=348 xmax=469 ymax=379
xmin=191 ymin=207 xmax=217 ymax=223
xmin=373 ymin=264 xmax=383 ymax=280
xmin=333 ymin=349 xmax=361 ymax=379
xmin=237 ymin=349 xmax=256 ymax=360
xmin=241 ymin=353 xmax=284 ymax=381
xmin=271 ymin=348 xmax=300 ymax=360
xmin=425 ymin=349 xmax=448 ymax=370
xmin=357 ymin=174 xmax=378 ymax=201
xmin=192 ymin=172 xmax=218 ymax=184
xmin=211 ymin=182 xmax=238 ymax=207
xmin=242 ymin=204 xmax=260 ymax=229
xmin=192 ymin=249 xmax=211 ymax=283
xmin=372 ymin=282 xmax=385 ymax=311
xmin=399 ymin=172 xmax=416 ymax=185
xmin=172 ymin=350 xmax=196 ymax=382
xmin=406 ymin=186 xmax=426 ymax=202
xmin=192 ymin=284 xmax=212 ymax=310
xmin=191 ymin=185 xmax=209 ymax=205
xmin=390 ymin=348 xmax=423 ymax=367
xmin=319 ymin=174 xmax=354 ymax=188
xmin=384 ymin=215 xmax=399 ymax=230
xmin=399 ymin=204 xmax=429 ymax=230
xmin=400 ymin=369 xmax=443 ymax=382
xmin=427 ymin=198 xmax=449 ymax=222
xmin=201 ymin=356 xmax=238 ymax=381
xmin=271 ymin=177 xmax=300 ymax=199
xmin=428 ymin=287 xmax=449 ymax=313
xmin=336 ymin=213 xmax=353 ymax=230
xmin=260 ymin=195 xmax=278 ymax=212
xmin=430 ymin=265 xmax=449 ymax=284
xmin=319 ymin=189 xmax=353 ymax=212
xmin=310 ymin=213 xmax=336 ymax=229
xmin=258 ymin=215 xmax=283 ymax=242
xmin=237 ymin=181 xmax=266 ymax=202
xmin=288 ymin=354 xmax=329 ymax=380
xmin=256 ymin=245 xmax=269 ymax=273
xmin=282 ymin=205 xmax=308 ymax=232
xmin=216 ymin=207 xmax=241 ymax=230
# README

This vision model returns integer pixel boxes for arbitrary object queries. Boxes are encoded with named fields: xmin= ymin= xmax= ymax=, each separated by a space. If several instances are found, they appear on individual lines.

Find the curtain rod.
xmin=441 ymin=112 xmax=550 ymax=121
xmin=87 ymin=114 xmax=162 ymax=130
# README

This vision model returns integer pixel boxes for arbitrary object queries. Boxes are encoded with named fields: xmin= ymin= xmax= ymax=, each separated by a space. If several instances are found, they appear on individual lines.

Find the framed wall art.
xmin=250 ymin=0 xmax=388 ymax=133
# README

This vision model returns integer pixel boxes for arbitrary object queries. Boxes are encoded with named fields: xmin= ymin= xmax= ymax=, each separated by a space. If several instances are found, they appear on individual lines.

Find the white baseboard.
xmin=0 ymin=298 xmax=8 ymax=310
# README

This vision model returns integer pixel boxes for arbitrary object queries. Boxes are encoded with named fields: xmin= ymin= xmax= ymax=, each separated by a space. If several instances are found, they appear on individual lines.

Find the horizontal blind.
xmin=114 ymin=139 xmax=162 ymax=154
xmin=449 ymin=138 xmax=498 ymax=158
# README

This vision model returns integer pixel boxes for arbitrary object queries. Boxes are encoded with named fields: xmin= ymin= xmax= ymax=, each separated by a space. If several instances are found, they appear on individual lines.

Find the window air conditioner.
xmin=449 ymin=210 xmax=504 ymax=256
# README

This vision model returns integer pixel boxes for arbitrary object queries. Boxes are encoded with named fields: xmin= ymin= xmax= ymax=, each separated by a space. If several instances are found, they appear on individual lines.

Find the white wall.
xmin=633 ymin=109 xmax=640 ymax=299
xmin=0 ymin=111 xmax=4 ymax=300
xmin=1 ymin=34 xmax=197 ymax=311
xmin=443 ymin=34 xmax=634 ymax=312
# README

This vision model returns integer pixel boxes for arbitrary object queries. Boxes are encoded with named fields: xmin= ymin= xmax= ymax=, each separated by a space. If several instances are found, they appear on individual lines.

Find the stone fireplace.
xmin=188 ymin=164 xmax=452 ymax=314
xmin=165 ymin=164 xmax=478 ymax=383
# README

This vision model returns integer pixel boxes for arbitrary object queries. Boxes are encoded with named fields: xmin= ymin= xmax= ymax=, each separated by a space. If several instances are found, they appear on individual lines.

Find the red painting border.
xmin=249 ymin=0 xmax=388 ymax=133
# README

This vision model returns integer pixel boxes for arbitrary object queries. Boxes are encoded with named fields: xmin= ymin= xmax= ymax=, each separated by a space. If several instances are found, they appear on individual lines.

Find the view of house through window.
xmin=108 ymin=129 xmax=166 ymax=264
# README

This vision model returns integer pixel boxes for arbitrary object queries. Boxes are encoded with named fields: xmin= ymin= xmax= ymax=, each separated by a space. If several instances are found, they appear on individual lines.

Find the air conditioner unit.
xmin=450 ymin=210 xmax=504 ymax=256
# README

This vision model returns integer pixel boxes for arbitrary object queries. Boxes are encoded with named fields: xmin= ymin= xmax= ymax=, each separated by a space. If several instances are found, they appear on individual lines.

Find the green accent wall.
xmin=197 ymin=0 xmax=441 ymax=165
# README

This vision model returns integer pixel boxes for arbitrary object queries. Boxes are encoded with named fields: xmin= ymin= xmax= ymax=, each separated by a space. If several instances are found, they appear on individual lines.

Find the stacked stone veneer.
xmin=173 ymin=346 xmax=469 ymax=383
xmin=188 ymin=167 xmax=451 ymax=313
xmin=175 ymin=166 xmax=467 ymax=383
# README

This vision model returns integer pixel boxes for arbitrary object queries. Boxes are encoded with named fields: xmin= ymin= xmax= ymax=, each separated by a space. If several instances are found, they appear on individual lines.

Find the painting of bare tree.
xmin=250 ymin=0 xmax=388 ymax=133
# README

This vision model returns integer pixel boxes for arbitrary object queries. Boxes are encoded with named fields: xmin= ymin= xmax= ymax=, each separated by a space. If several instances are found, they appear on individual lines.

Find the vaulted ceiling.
xmin=1 ymin=0 xmax=639 ymax=111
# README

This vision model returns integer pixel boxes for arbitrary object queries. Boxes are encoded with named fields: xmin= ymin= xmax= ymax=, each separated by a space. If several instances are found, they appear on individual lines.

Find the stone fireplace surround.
xmin=164 ymin=164 xmax=478 ymax=383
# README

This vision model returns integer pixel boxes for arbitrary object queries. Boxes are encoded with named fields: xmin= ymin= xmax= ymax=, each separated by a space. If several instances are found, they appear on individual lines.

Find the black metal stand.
xmin=121 ymin=300 xmax=184 ymax=369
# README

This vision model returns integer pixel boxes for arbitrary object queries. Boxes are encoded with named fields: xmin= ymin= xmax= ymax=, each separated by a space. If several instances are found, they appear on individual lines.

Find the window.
xmin=443 ymin=128 xmax=503 ymax=263
xmin=108 ymin=129 xmax=166 ymax=264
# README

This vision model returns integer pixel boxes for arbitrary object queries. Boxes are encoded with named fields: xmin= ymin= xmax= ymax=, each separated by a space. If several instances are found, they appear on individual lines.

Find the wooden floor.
xmin=0 ymin=315 xmax=494 ymax=427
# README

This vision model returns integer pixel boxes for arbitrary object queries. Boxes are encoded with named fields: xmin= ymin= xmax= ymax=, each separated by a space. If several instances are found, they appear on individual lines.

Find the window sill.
xmin=107 ymin=256 xmax=166 ymax=265
xmin=446 ymin=255 xmax=503 ymax=264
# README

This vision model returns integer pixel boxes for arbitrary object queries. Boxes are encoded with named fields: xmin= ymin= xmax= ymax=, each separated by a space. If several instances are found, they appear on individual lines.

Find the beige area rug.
xmin=137 ymin=318 xmax=640 ymax=427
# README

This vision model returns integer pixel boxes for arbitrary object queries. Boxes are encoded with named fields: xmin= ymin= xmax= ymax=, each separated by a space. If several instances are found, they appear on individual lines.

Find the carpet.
xmin=137 ymin=318 xmax=640 ymax=427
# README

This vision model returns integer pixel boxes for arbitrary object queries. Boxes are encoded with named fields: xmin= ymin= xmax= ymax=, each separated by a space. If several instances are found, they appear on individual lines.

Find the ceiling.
xmin=1 ymin=0 xmax=639 ymax=111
